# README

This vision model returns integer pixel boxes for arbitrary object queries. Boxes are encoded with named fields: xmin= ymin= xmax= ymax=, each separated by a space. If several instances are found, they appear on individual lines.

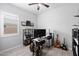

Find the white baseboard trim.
xmin=0 ymin=44 xmax=23 ymax=54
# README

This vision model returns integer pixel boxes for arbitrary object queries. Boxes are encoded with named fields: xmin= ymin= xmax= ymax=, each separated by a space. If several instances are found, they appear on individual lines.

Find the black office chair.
xmin=23 ymin=34 xmax=32 ymax=46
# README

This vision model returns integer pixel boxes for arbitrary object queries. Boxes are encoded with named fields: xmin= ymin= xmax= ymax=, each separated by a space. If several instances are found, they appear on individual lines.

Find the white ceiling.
xmin=11 ymin=3 xmax=66 ymax=15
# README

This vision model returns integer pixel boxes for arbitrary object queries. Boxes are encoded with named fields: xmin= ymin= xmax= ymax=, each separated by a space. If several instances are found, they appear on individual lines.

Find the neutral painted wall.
xmin=37 ymin=3 xmax=79 ymax=49
xmin=0 ymin=3 xmax=37 ymax=52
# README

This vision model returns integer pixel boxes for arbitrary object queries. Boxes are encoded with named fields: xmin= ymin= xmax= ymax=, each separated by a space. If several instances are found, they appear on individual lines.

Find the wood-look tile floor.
xmin=0 ymin=45 xmax=73 ymax=56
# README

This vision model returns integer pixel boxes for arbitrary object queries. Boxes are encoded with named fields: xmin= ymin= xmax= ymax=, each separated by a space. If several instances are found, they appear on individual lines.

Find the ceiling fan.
xmin=28 ymin=3 xmax=50 ymax=10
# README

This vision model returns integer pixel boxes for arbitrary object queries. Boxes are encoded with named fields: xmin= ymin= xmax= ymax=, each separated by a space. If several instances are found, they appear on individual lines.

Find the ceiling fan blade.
xmin=37 ymin=6 xmax=40 ymax=10
xmin=28 ymin=3 xmax=38 ymax=5
xmin=41 ymin=3 xmax=49 ymax=8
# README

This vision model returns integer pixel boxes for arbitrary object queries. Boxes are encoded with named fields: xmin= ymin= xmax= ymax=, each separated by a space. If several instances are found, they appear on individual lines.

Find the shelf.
xmin=74 ymin=15 xmax=79 ymax=17
xmin=73 ymin=25 xmax=79 ymax=26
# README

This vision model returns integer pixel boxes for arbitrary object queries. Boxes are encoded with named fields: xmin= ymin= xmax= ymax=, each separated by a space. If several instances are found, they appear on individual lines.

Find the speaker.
xmin=26 ymin=21 xmax=31 ymax=26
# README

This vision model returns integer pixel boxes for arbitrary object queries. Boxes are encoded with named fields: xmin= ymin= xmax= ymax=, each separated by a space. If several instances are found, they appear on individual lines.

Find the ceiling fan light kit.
xmin=28 ymin=3 xmax=50 ymax=10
